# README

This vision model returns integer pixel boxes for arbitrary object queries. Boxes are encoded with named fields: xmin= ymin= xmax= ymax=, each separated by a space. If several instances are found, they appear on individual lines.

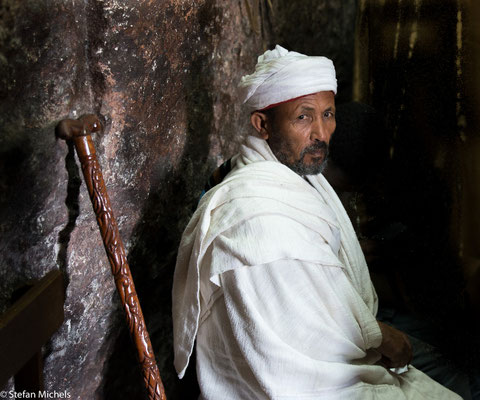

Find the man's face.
xmin=263 ymin=91 xmax=336 ymax=175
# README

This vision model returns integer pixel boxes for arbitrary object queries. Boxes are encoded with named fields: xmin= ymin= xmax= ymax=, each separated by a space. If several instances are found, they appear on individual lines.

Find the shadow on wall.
xmin=0 ymin=139 xmax=42 ymax=304
xmin=56 ymin=142 xmax=81 ymax=292
xmin=270 ymin=0 xmax=358 ymax=103
xmin=98 ymin=10 xmax=219 ymax=400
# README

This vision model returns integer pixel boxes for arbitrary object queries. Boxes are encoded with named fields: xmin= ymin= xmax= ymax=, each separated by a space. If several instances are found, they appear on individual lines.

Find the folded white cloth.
xmin=173 ymin=135 xmax=376 ymax=378
xmin=238 ymin=44 xmax=337 ymax=111
xmin=172 ymin=135 xmax=461 ymax=399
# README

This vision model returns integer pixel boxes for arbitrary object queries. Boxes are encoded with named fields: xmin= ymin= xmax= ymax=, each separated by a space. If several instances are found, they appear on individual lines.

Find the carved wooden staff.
xmin=56 ymin=115 xmax=166 ymax=400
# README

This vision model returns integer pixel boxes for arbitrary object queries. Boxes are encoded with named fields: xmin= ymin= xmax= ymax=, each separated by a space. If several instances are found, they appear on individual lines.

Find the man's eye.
xmin=324 ymin=111 xmax=334 ymax=118
xmin=298 ymin=114 xmax=306 ymax=120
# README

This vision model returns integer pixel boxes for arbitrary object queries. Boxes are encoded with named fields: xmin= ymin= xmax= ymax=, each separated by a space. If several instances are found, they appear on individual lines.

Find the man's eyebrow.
xmin=298 ymin=106 xmax=315 ymax=112
xmin=296 ymin=105 xmax=335 ymax=113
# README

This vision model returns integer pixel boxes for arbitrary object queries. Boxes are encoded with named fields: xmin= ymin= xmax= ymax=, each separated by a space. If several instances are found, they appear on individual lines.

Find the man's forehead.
xmin=282 ymin=91 xmax=335 ymax=111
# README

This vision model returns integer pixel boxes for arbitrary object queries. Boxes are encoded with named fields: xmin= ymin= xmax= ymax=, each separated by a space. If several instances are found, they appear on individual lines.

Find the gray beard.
xmin=271 ymin=142 xmax=329 ymax=176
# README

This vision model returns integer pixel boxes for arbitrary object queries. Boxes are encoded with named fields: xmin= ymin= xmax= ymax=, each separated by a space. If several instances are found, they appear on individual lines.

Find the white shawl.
xmin=172 ymin=135 xmax=379 ymax=378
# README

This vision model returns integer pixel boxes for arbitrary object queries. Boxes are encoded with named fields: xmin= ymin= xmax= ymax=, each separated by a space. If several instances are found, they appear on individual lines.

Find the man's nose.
xmin=310 ymin=119 xmax=330 ymax=142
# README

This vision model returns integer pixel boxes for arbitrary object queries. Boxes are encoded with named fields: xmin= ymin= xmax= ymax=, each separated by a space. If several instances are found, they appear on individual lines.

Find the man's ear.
xmin=250 ymin=111 xmax=271 ymax=140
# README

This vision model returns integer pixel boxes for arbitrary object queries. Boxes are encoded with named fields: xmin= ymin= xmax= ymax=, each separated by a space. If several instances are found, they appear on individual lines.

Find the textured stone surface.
xmin=0 ymin=1 xmax=359 ymax=398
xmin=0 ymin=1 xmax=264 ymax=398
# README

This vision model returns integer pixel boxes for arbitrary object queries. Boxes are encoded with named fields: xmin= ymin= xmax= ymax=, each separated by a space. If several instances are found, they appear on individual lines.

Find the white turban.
xmin=239 ymin=45 xmax=337 ymax=111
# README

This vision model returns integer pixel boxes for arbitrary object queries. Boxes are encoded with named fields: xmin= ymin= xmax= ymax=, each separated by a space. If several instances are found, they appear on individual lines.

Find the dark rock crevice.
xmin=56 ymin=141 xmax=81 ymax=292
xmin=85 ymin=0 xmax=108 ymax=116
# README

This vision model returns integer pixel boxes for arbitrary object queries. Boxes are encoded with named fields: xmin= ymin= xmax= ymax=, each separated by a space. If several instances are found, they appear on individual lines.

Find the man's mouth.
xmin=302 ymin=142 xmax=329 ymax=159
xmin=307 ymin=148 xmax=327 ymax=157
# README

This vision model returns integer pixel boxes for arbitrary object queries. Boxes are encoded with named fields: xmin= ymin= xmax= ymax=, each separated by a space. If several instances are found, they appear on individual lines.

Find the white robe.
xmin=172 ymin=135 xmax=461 ymax=399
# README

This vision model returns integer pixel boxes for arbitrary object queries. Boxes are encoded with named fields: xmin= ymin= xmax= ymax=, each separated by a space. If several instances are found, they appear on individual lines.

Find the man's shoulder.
xmin=201 ymin=160 xmax=313 ymax=207
xmin=196 ymin=169 xmax=337 ymax=242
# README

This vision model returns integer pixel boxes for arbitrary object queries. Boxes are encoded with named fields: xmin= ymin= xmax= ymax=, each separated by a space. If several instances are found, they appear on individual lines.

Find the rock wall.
xmin=0 ymin=1 xmax=358 ymax=398
xmin=0 ymin=1 xmax=265 ymax=398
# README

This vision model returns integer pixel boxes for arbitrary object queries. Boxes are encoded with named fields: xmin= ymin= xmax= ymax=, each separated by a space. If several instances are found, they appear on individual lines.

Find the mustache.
xmin=300 ymin=141 xmax=329 ymax=158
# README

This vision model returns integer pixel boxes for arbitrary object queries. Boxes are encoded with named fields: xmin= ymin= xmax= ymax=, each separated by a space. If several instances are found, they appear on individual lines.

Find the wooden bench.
xmin=0 ymin=270 xmax=64 ymax=391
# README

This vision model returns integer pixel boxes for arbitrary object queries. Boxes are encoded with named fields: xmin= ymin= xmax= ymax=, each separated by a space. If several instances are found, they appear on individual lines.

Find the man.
xmin=172 ymin=45 xmax=460 ymax=399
